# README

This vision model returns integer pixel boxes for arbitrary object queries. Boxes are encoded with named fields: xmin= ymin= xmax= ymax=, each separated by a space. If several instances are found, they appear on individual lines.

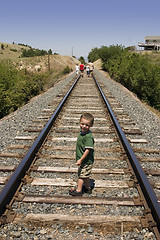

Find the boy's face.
xmin=80 ymin=117 xmax=91 ymax=133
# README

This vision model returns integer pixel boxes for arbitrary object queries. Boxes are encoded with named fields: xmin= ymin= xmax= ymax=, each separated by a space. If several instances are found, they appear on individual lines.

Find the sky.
xmin=1 ymin=0 xmax=160 ymax=59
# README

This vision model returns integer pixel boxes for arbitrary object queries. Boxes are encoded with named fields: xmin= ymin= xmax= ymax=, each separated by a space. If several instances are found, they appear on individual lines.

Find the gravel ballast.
xmin=0 ymin=72 xmax=75 ymax=152
xmin=0 ymin=70 xmax=159 ymax=240
xmin=94 ymin=69 xmax=160 ymax=149
xmin=0 ymin=70 xmax=159 ymax=152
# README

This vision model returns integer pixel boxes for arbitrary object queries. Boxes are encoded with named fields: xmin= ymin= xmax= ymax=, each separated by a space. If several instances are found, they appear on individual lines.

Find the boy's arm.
xmin=76 ymin=148 xmax=90 ymax=166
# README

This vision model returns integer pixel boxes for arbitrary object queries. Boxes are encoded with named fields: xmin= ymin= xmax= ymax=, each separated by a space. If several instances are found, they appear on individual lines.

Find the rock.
xmin=87 ymin=226 xmax=94 ymax=233
xmin=40 ymin=229 xmax=47 ymax=234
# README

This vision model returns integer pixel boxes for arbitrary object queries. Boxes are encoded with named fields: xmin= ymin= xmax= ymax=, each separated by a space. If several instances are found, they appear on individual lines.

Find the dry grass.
xmin=0 ymin=42 xmax=29 ymax=59
xmin=0 ymin=42 xmax=80 ymax=74
xmin=139 ymin=51 xmax=160 ymax=66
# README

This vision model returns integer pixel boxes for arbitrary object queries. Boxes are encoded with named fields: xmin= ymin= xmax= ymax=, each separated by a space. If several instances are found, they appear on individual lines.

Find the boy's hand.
xmin=76 ymin=159 xmax=82 ymax=165
xmin=76 ymin=149 xmax=90 ymax=166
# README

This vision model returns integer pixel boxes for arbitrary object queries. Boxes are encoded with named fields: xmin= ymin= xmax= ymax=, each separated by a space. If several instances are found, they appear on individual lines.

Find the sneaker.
xmin=69 ymin=189 xmax=82 ymax=196
xmin=87 ymin=188 xmax=92 ymax=194
xmin=69 ymin=189 xmax=75 ymax=194
xmin=83 ymin=187 xmax=92 ymax=194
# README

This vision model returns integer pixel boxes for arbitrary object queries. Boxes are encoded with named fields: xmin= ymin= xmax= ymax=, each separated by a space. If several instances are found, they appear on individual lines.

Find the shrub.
xmin=62 ymin=66 xmax=71 ymax=74
xmin=10 ymin=49 xmax=18 ymax=52
xmin=0 ymin=60 xmax=47 ymax=118
xmin=88 ymin=45 xmax=160 ymax=110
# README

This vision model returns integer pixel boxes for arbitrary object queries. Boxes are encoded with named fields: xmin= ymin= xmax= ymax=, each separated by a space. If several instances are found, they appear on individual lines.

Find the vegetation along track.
xmin=0 ymin=71 xmax=159 ymax=239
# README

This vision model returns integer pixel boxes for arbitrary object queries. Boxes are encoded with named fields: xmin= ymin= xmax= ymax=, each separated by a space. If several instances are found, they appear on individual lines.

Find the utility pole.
xmin=72 ymin=47 xmax=73 ymax=56
xmin=48 ymin=51 xmax=50 ymax=71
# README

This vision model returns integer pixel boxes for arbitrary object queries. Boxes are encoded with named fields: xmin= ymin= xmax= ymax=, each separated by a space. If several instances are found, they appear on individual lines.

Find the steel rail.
xmin=93 ymin=74 xmax=160 ymax=233
xmin=0 ymin=74 xmax=81 ymax=217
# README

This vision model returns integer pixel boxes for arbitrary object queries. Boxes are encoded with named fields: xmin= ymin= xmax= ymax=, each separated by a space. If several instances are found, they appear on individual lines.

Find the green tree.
xmin=78 ymin=56 xmax=85 ymax=64
xmin=1 ymin=44 xmax=4 ymax=50
xmin=88 ymin=45 xmax=160 ymax=110
xmin=88 ymin=48 xmax=100 ymax=62
xmin=0 ymin=60 xmax=47 ymax=118
xmin=48 ymin=49 xmax=52 ymax=55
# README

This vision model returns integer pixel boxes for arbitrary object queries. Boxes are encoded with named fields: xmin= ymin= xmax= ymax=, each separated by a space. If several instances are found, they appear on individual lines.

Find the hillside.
xmin=16 ymin=54 xmax=79 ymax=74
xmin=0 ymin=42 xmax=80 ymax=119
xmin=0 ymin=42 xmax=79 ymax=73
xmin=93 ymin=59 xmax=102 ymax=69
xmin=0 ymin=42 xmax=30 ymax=59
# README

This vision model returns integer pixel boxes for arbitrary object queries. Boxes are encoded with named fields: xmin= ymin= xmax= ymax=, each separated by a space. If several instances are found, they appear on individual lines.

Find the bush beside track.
xmin=0 ymin=60 xmax=72 ymax=119
xmin=88 ymin=45 xmax=160 ymax=111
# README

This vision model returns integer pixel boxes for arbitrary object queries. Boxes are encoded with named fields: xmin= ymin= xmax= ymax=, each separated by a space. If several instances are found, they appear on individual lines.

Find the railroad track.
xmin=0 ymin=71 xmax=159 ymax=239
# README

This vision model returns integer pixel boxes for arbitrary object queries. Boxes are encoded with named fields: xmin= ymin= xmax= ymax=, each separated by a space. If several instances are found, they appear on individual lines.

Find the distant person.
xmin=89 ymin=62 xmax=94 ymax=75
xmin=69 ymin=113 xmax=94 ymax=196
xmin=86 ymin=64 xmax=90 ymax=77
xmin=75 ymin=64 xmax=79 ymax=75
xmin=79 ymin=63 xmax=84 ymax=78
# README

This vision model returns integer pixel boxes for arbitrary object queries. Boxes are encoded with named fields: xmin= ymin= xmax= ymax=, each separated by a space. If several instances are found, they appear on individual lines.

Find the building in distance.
xmin=138 ymin=36 xmax=160 ymax=51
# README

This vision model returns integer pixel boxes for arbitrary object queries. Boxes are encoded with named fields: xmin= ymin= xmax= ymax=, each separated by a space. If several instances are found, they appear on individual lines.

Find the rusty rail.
xmin=93 ymin=73 xmax=160 ymax=233
xmin=0 ymin=72 xmax=159 ymax=236
xmin=0 ymin=74 xmax=81 ymax=217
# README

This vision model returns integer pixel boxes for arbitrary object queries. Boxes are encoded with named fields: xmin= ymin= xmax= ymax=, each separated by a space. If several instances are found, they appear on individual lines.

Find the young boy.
xmin=79 ymin=63 xmax=84 ymax=78
xmin=69 ymin=113 xmax=94 ymax=196
xmin=86 ymin=64 xmax=90 ymax=77
xmin=75 ymin=64 xmax=79 ymax=75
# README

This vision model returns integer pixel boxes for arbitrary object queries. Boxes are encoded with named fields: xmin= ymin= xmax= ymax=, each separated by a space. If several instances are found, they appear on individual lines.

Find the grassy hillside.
xmin=0 ymin=42 xmax=30 ymax=59
xmin=144 ymin=51 xmax=160 ymax=66
xmin=0 ymin=42 xmax=79 ymax=74
xmin=0 ymin=42 xmax=80 ymax=119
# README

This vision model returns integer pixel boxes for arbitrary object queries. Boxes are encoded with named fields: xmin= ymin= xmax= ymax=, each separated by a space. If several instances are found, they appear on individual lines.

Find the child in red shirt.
xmin=80 ymin=63 xmax=84 ymax=77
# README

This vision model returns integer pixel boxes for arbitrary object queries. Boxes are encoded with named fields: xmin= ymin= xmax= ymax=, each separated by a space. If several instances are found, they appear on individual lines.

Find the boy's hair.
xmin=80 ymin=113 xmax=94 ymax=127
